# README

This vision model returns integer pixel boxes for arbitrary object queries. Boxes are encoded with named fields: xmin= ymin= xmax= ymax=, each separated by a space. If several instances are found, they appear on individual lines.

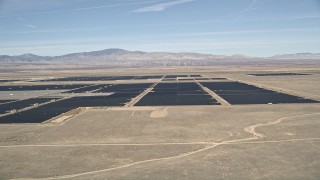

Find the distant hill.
xmin=1 ymin=49 xmax=319 ymax=67
xmin=270 ymin=53 xmax=320 ymax=59
xmin=0 ymin=53 xmax=50 ymax=62
xmin=53 ymin=48 xmax=231 ymax=62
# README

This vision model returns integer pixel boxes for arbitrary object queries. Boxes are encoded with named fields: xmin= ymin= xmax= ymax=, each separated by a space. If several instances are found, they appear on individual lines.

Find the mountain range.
xmin=1 ymin=49 xmax=320 ymax=67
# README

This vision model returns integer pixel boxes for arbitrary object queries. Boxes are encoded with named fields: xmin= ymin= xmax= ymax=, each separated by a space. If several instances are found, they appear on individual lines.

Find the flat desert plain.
xmin=0 ymin=65 xmax=320 ymax=179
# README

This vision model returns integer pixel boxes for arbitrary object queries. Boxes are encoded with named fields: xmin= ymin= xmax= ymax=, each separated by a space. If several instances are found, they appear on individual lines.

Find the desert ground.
xmin=0 ymin=64 xmax=320 ymax=179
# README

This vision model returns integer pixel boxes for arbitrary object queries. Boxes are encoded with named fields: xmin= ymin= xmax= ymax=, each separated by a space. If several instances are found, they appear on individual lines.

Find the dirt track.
xmin=1 ymin=66 xmax=320 ymax=179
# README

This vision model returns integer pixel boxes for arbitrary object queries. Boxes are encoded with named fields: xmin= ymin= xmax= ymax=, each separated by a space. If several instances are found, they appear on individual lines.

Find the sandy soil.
xmin=0 ymin=65 xmax=320 ymax=179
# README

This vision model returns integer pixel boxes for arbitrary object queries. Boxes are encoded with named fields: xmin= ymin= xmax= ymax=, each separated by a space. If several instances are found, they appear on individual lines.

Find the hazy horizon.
xmin=1 ymin=0 xmax=320 ymax=56
xmin=1 ymin=47 xmax=320 ymax=58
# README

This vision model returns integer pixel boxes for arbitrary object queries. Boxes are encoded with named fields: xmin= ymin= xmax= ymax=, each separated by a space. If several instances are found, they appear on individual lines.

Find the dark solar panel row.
xmin=0 ymin=100 xmax=17 ymax=104
xmin=165 ymin=75 xmax=189 ymax=78
xmin=40 ymin=76 xmax=164 ymax=82
xmin=201 ymin=81 xmax=260 ymax=91
xmin=136 ymin=94 xmax=217 ymax=106
xmin=135 ymin=83 xmax=219 ymax=106
xmin=0 ymin=83 xmax=154 ymax=123
xmin=134 ymin=76 xmax=163 ymax=79
xmin=0 ymin=98 xmax=60 ymax=114
xmin=0 ymin=85 xmax=86 ymax=91
xmin=0 ymin=80 xmax=18 ymax=83
xmin=0 ymin=93 xmax=135 ymax=124
xmin=62 ymin=84 xmax=109 ymax=93
xmin=110 ymin=76 xmax=138 ymax=80
xmin=201 ymin=82 xmax=318 ymax=105
xmin=178 ymin=79 xmax=194 ymax=81
xmin=95 ymin=83 xmax=152 ymax=93
xmin=161 ymin=79 xmax=176 ymax=81
xmin=194 ymin=78 xmax=210 ymax=80
xmin=211 ymin=78 xmax=228 ymax=80
xmin=40 ymin=76 xmax=113 ymax=81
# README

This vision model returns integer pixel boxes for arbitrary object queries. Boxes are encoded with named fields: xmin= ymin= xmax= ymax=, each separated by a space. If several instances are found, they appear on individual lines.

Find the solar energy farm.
xmin=0 ymin=70 xmax=320 ymax=179
xmin=1 ymin=74 xmax=318 ymax=124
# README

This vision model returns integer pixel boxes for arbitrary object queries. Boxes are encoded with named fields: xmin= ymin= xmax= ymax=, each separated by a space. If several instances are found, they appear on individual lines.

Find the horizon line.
xmin=1 ymin=48 xmax=319 ymax=58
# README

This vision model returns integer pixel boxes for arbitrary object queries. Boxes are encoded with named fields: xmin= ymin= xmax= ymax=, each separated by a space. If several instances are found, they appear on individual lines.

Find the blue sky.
xmin=0 ymin=0 xmax=320 ymax=56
